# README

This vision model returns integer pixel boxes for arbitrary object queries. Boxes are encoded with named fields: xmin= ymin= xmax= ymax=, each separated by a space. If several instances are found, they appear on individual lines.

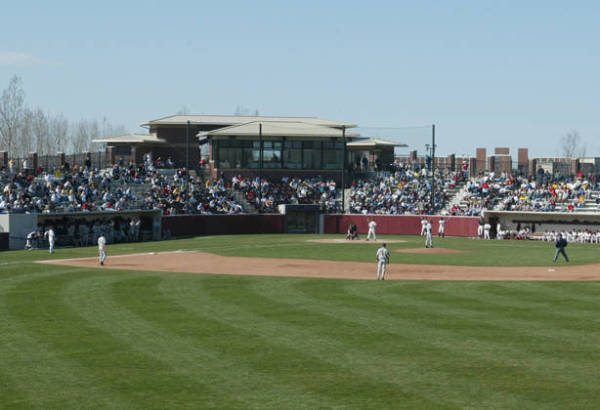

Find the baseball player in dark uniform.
xmin=346 ymin=223 xmax=359 ymax=240
xmin=553 ymin=234 xmax=569 ymax=262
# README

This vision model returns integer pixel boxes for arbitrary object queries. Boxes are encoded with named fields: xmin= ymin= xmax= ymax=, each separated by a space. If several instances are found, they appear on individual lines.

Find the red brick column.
xmin=30 ymin=152 xmax=38 ymax=174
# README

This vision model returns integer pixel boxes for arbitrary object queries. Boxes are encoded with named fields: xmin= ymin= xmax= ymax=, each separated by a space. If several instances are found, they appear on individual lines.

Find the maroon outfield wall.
xmin=162 ymin=214 xmax=478 ymax=238
xmin=324 ymin=215 xmax=480 ymax=237
xmin=162 ymin=214 xmax=285 ymax=237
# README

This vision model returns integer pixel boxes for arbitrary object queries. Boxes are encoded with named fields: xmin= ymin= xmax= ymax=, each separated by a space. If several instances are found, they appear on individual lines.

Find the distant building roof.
xmin=142 ymin=114 xmax=357 ymax=129
xmin=197 ymin=121 xmax=360 ymax=139
xmin=92 ymin=134 xmax=167 ymax=144
xmin=347 ymin=138 xmax=407 ymax=149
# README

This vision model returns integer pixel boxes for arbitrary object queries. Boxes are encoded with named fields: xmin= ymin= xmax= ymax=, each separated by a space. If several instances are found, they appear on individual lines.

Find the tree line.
xmin=0 ymin=75 xmax=126 ymax=158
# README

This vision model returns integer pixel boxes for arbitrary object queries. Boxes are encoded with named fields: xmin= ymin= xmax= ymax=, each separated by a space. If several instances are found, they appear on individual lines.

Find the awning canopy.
xmin=346 ymin=138 xmax=407 ymax=149
xmin=92 ymin=134 xmax=167 ymax=144
xmin=197 ymin=121 xmax=360 ymax=139
xmin=143 ymin=114 xmax=357 ymax=129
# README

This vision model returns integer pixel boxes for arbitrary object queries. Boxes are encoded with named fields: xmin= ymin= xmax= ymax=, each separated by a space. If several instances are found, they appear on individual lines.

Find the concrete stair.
xmin=441 ymin=181 xmax=470 ymax=214
xmin=231 ymin=190 xmax=258 ymax=214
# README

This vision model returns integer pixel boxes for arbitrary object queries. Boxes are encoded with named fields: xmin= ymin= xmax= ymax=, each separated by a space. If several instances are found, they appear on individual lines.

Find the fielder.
xmin=98 ymin=233 xmax=107 ymax=266
xmin=484 ymin=222 xmax=491 ymax=240
xmin=438 ymin=218 xmax=446 ymax=238
xmin=477 ymin=217 xmax=484 ymax=238
xmin=367 ymin=219 xmax=377 ymax=241
xmin=420 ymin=218 xmax=427 ymax=236
xmin=496 ymin=222 xmax=503 ymax=240
xmin=425 ymin=220 xmax=434 ymax=248
xmin=375 ymin=243 xmax=390 ymax=280
xmin=45 ymin=226 xmax=56 ymax=254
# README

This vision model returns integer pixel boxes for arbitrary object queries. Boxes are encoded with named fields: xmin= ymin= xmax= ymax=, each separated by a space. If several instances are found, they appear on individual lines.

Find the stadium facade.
xmin=93 ymin=114 xmax=404 ymax=182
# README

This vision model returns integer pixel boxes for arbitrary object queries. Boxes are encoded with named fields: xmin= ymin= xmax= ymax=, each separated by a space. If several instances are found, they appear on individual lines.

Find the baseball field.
xmin=1 ymin=234 xmax=599 ymax=408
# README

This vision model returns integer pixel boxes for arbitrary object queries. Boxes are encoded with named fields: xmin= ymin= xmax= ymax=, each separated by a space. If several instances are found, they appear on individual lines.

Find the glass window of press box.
xmin=214 ymin=139 xmax=343 ymax=170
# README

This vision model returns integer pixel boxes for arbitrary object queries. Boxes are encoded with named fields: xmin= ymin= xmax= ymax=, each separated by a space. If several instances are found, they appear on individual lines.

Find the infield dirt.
xmin=40 ymin=250 xmax=600 ymax=281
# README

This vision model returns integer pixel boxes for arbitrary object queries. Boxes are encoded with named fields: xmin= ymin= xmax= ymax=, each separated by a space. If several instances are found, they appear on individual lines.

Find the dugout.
xmin=483 ymin=210 xmax=600 ymax=238
xmin=278 ymin=204 xmax=320 ymax=233
xmin=0 ymin=232 xmax=7 ymax=250
xmin=0 ymin=210 xmax=162 ymax=251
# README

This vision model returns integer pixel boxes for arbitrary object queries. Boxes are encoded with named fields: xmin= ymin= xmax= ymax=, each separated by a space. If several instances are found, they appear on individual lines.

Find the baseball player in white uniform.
xmin=376 ymin=243 xmax=390 ymax=280
xmin=98 ymin=234 xmax=107 ymax=265
xmin=367 ymin=220 xmax=377 ymax=241
xmin=45 ymin=227 xmax=56 ymax=254
xmin=496 ymin=222 xmax=503 ymax=240
xmin=425 ymin=220 xmax=434 ymax=248
xmin=477 ymin=218 xmax=484 ymax=238
xmin=25 ymin=231 xmax=40 ymax=250
xmin=438 ymin=218 xmax=446 ymax=238
xmin=484 ymin=223 xmax=491 ymax=240
xmin=420 ymin=218 xmax=427 ymax=236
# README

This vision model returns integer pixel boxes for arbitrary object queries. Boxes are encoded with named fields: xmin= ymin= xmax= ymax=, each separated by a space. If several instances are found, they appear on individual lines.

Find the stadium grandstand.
xmin=2 ymin=113 xmax=600 ymax=249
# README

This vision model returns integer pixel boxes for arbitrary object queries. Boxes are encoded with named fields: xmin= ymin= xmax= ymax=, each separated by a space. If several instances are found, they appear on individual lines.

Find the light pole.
xmin=428 ymin=124 xmax=436 ymax=213
xmin=186 ymin=120 xmax=190 ymax=181
xmin=341 ymin=126 xmax=346 ymax=213
xmin=259 ymin=123 xmax=263 ymax=209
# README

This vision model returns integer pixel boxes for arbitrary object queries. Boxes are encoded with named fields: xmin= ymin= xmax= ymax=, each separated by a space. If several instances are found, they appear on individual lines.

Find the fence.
xmin=323 ymin=214 xmax=480 ymax=237
xmin=0 ymin=151 xmax=108 ymax=173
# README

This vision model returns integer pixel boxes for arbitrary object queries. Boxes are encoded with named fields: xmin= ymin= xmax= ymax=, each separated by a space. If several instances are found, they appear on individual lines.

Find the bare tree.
xmin=30 ymin=108 xmax=50 ymax=155
xmin=18 ymin=107 xmax=35 ymax=156
xmin=0 ymin=76 xmax=127 ymax=157
xmin=234 ymin=106 xmax=260 ymax=116
xmin=71 ymin=119 xmax=100 ymax=154
xmin=560 ymin=130 xmax=586 ymax=158
xmin=177 ymin=106 xmax=191 ymax=115
xmin=49 ymin=113 xmax=69 ymax=154
xmin=234 ymin=105 xmax=248 ymax=116
xmin=91 ymin=116 xmax=127 ymax=152
xmin=0 ymin=75 xmax=25 ymax=156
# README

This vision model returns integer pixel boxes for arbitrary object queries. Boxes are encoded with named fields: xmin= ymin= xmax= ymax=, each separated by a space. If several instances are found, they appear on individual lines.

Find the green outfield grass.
xmin=1 ymin=235 xmax=599 ymax=409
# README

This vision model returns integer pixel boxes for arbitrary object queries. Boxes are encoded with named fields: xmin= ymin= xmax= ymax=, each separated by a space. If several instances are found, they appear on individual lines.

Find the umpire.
xmin=553 ymin=234 xmax=569 ymax=263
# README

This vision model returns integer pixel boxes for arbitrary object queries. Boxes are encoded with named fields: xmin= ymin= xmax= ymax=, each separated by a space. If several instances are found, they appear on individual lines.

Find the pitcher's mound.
xmin=395 ymin=248 xmax=469 ymax=254
xmin=307 ymin=239 xmax=407 ymax=244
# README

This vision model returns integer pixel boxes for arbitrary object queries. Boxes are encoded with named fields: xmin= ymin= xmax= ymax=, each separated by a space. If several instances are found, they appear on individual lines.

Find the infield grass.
xmin=0 ymin=234 xmax=599 ymax=409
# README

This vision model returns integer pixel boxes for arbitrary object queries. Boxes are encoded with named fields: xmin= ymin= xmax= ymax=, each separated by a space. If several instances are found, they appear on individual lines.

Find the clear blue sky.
xmin=2 ymin=0 xmax=599 ymax=157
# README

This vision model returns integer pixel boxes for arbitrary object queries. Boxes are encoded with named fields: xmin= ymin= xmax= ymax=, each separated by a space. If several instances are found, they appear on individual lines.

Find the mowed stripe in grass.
xmin=196 ymin=234 xmax=600 ymax=266
xmin=280 ymin=278 xmax=600 ymax=407
xmin=1 ymin=235 xmax=600 ymax=408
xmin=2 ymin=270 xmax=242 ymax=409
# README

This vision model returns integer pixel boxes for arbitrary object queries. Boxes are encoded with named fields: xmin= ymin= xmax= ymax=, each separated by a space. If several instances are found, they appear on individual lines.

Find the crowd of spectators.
xmin=140 ymin=170 xmax=243 ymax=215
xmin=3 ymin=154 xmax=600 ymax=218
xmin=231 ymin=175 xmax=339 ymax=213
xmin=0 ymin=162 xmax=145 ymax=214
xmin=348 ymin=163 xmax=464 ymax=215
xmin=0 ymin=155 xmax=246 ymax=216
xmin=451 ymin=171 xmax=599 ymax=216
